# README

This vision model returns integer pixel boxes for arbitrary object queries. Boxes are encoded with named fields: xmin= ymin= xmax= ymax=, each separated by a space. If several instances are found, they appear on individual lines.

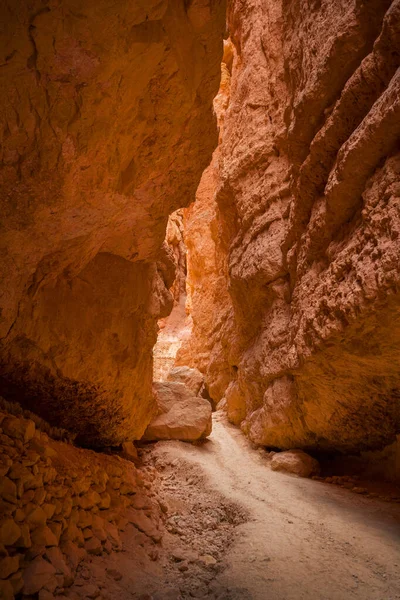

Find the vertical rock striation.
xmin=0 ymin=0 xmax=225 ymax=444
xmin=176 ymin=39 xmax=236 ymax=404
xmin=182 ymin=0 xmax=400 ymax=453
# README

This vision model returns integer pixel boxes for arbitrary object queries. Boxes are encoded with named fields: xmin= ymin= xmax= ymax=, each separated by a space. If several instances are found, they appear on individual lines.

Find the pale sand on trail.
xmin=150 ymin=412 xmax=400 ymax=599
xmin=69 ymin=413 xmax=400 ymax=599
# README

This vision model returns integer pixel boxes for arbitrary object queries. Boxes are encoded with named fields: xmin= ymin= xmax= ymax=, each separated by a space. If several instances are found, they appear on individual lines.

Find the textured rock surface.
xmin=0 ymin=0 xmax=225 ymax=444
xmin=0 ymin=408 xmax=163 ymax=598
xmin=152 ymin=210 xmax=190 ymax=382
xmin=167 ymin=367 xmax=204 ymax=396
xmin=143 ymin=382 xmax=212 ymax=442
xmin=153 ymin=295 xmax=192 ymax=382
xmin=270 ymin=451 xmax=320 ymax=478
xmin=164 ymin=210 xmax=187 ymax=305
xmin=182 ymin=0 xmax=400 ymax=453
xmin=176 ymin=39 xmax=235 ymax=404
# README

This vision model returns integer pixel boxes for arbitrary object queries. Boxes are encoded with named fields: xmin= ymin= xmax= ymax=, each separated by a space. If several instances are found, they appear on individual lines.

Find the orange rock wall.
xmin=176 ymin=41 xmax=236 ymax=403
xmin=165 ymin=210 xmax=187 ymax=305
xmin=176 ymin=161 xmax=235 ymax=403
xmin=152 ymin=210 xmax=189 ymax=382
xmin=0 ymin=1 xmax=225 ymax=443
xmin=182 ymin=0 xmax=400 ymax=453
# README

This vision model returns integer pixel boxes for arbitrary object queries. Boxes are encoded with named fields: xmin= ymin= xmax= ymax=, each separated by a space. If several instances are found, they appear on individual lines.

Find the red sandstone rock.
xmin=45 ymin=547 xmax=72 ymax=584
xmin=0 ymin=555 xmax=19 ymax=579
xmin=167 ymin=366 xmax=204 ymax=396
xmin=0 ymin=409 xmax=163 ymax=594
xmin=143 ymin=382 xmax=212 ymax=442
xmin=183 ymin=0 xmax=400 ymax=454
xmin=176 ymin=39 xmax=237 ymax=403
xmin=121 ymin=442 xmax=139 ymax=463
xmin=270 ymin=451 xmax=320 ymax=478
xmin=22 ymin=557 xmax=57 ymax=595
xmin=1 ymin=418 xmax=35 ymax=443
xmin=164 ymin=210 xmax=188 ymax=305
xmin=0 ymin=580 xmax=14 ymax=600
xmin=0 ymin=519 xmax=21 ymax=546
xmin=31 ymin=526 xmax=58 ymax=548
xmin=0 ymin=1 xmax=225 ymax=445
xmin=125 ymin=508 xmax=161 ymax=543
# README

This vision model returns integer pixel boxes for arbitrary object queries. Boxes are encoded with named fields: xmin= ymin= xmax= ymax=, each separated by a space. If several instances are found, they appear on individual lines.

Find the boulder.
xmin=121 ymin=441 xmax=139 ymax=463
xmin=15 ymin=523 xmax=31 ymax=549
xmin=31 ymin=526 xmax=58 ymax=547
xmin=38 ymin=590 xmax=56 ymax=600
xmin=61 ymin=541 xmax=87 ymax=571
xmin=0 ymin=519 xmax=21 ymax=546
xmin=22 ymin=557 xmax=57 ymax=595
xmin=26 ymin=506 xmax=47 ymax=528
xmin=0 ymin=580 xmax=14 ymax=600
xmin=270 ymin=450 xmax=320 ymax=478
xmin=104 ymin=522 xmax=122 ymax=549
xmin=99 ymin=493 xmax=111 ymax=510
xmin=1 ymin=417 xmax=35 ymax=443
xmin=167 ymin=367 xmax=205 ymax=396
xmin=0 ymin=477 xmax=17 ymax=504
xmin=9 ymin=570 xmax=23 ymax=596
xmin=143 ymin=382 xmax=212 ymax=442
xmin=125 ymin=509 xmax=161 ymax=543
xmin=85 ymin=537 xmax=103 ymax=556
xmin=0 ymin=555 xmax=20 ymax=579
xmin=45 ymin=547 xmax=72 ymax=581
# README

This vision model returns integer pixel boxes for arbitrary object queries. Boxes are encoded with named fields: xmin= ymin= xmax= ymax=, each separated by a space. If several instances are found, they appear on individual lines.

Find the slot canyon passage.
xmin=1 ymin=0 xmax=400 ymax=598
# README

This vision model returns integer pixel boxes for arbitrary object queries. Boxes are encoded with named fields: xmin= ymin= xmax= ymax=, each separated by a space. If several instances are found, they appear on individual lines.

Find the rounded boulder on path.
xmin=270 ymin=450 xmax=320 ymax=478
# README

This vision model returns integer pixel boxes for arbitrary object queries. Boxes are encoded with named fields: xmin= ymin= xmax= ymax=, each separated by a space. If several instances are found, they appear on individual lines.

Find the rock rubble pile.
xmin=0 ymin=410 xmax=162 ymax=599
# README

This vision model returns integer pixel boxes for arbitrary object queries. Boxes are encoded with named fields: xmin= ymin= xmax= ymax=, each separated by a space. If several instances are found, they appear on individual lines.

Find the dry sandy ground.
xmin=68 ymin=413 xmax=400 ymax=599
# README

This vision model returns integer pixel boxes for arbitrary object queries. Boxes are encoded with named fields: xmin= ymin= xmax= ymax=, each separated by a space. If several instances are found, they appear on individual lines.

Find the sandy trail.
xmin=72 ymin=413 xmax=400 ymax=600
xmin=152 ymin=412 xmax=400 ymax=600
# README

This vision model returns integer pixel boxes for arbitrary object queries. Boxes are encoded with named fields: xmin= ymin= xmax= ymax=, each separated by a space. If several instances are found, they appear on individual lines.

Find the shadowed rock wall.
xmin=181 ymin=0 xmax=400 ymax=453
xmin=0 ymin=1 xmax=225 ymax=444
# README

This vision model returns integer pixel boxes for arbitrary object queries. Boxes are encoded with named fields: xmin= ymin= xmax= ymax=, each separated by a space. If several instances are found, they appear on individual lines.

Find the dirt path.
xmin=149 ymin=412 xmax=400 ymax=599
xmin=70 ymin=413 xmax=400 ymax=600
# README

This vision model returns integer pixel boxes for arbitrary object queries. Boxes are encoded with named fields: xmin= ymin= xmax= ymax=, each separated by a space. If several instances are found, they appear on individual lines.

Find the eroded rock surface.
xmin=176 ymin=39 xmax=235 ymax=405
xmin=0 ymin=0 xmax=225 ymax=444
xmin=167 ymin=367 xmax=205 ymax=397
xmin=181 ymin=0 xmax=400 ymax=453
xmin=143 ymin=382 xmax=212 ymax=442
xmin=270 ymin=450 xmax=320 ymax=479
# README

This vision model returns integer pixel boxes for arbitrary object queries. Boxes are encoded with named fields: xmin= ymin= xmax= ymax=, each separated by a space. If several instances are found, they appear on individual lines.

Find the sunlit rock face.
xmin=0 ymin=0 xmax=225 ymax=445
xmin=176 ymin=40 xmax=235 ymax=403
xmin=165 ymin=210 xmax=187 ymax=305
xmin=183 ymin=0 xmax=400 ymax=453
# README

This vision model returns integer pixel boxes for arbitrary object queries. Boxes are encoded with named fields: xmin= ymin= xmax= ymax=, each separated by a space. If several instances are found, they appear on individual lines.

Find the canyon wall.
xmin=176 ymin=40 xmax=236 ymax=403
xmin=153 ymin=209 xmax=191 ymax=381
xmin=0 ymin=1 xmax=225 ymax=445
xmin=181 ymin=0 xmax=400 ymax=453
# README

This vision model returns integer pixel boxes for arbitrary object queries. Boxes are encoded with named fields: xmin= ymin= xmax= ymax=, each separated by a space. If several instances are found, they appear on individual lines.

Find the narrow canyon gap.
xmin=0 ymin=1 xmax=400 ymax=599
xmin=178 ymin=0 xmax=400 ymax=457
